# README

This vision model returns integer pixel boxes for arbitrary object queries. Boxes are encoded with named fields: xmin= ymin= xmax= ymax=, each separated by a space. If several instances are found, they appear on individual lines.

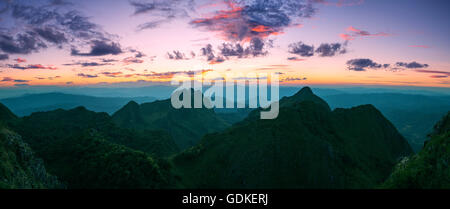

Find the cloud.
xmin=130 ymin=1 xmax=189 ymax=16
xmin=0 ymin=54 xmax=8 ymax=60
xmin=167 ymin=50 xmax=188 ymax=60
xmin=77 ymin=73 xmax=98 ymax=78
xmin=287 ymin=57 xmax=306 ymax=61
xmin=49 ymin=0 xmax=74 ymax=7
xmin=123 ymin=57 xmax=144 ymax=64
xmin=34 ymin=76 xmax=60 ymax=80
xmin=6 ymin=64 xmax=57 ymax=70
xmin=208 ymin=56 xmax=225 ymax=64
xmin=14 ymin=58 xmax=26 ymax=63
xmin=288 ymin=41 xmax=347 ymax=57
xmin=1 ymin=77 xmax=13 ymax=82
xmin=396 ymin=61 xmax=429 ymax=69
xmin=47 ymin=76 xmax=61 ymax=80
xmin=281 ymin=77 xmax=307 ymax=82
xmin=190 ymin=0 xmax=316 ymax=42
xmin=0 ymin=1 xmax=119 ymax=56
xmin=199 ymin=44 xmax=224 ymax=64
xmin=64 ymin=61 xmax=110 ymax=67
xmin=339 ymin=33 xmax=354 ymax=41
xmin=415 ymin=70 xmax=450 ymax=76
xmin=255 ymin=64 xmax=290 ymax=71
xmin=34 ymin=27 xmax=68 ymax=44
xmin=199 ymin=38 xmax=270 ymax=64
xmin=312 ymin=0 xmax=364 ymax=7
xmin=101 ymin=58 xmax=119 ymax=63
xmin=219 ymin=38 xmax=270 ymax=58
xmin=0 ymin=33 xmax=47 ymax=54
xmin=340 ymin=26 xmax=391 ymax=40
xmin=71 ymin=40 xmax=122 ymax=56
xmin=201 ymin=44 xmax=216 ymax=61
xmin=135 ymin=69 xmax=213 ymax=79
xmin=136 ymin=20 xmax=167 ymax=31
xmin=1 ymin=77 xmax=29 ymax=83
xmin=347 ymin=59 xmax=430 ymax=72
xmin=288 ymin=42 xmax=314 ymax=57
xmin=430 ymin=75 xmax=448 ymax=78
xmin=346 ymin=58 xmax=385 ymax=71
xmin=132 ymin=50 xmax=146 ymax=58
xmin=315 ymin=42 xmax=347 ymax=57
xmin=100 ymin=71 xmax=123 ymax=78
xmin=129 ymin=0 xmax=191 ymax=31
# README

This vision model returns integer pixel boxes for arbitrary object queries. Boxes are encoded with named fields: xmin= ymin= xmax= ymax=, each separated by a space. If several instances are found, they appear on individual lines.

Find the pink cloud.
xmin=339 ymin=33 xmax=354 ymax=41
xmin=14 ymin=58 xmax=27 ymax=63
xmin=340 ymin=26 xmax=392 ymax=40
xmin=430 ymin=75 xmax=448 ymax=78
xmin=415 ymin=70 xmax=450 ymax=76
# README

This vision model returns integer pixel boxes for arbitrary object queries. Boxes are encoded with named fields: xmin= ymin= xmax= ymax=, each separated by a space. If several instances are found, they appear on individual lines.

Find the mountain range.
xmin=0 ymin=93 xmax=156 ymax=116
xmin=112 ymin=93 xmax=230 ymax=150
xmin=171 ymin=87 xmax=413 ymax=188
xmin=323 ymin=93 xmax=450 ymax=151
xmin=0 ymin=87 xmax=447 ymax=189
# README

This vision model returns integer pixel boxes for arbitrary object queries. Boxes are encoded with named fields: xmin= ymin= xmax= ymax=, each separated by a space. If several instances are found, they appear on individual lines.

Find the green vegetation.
xmin=15 ymin=106 xmax=179 ymax=157
xmin=112 ymin=97 xmax=230 ymax=150
xmin=172 ymin=87 xmax=413 ymax=189
xmin=7 ymin=106 xmax=179 ymax=189
xmin=2 ymin=86 xmax=446 ymax=189
xmin=17 ymin=130 xmax=175 ymax=189
xmin=381 ymin=112 xmax=450 ymax=189
xmin=324 ymin=93 xmax=450 ymax=152
xmin=0 ymin=103 xmax=18 ymax=125
xmin=0 ymin=123 xmax=62 ymax=189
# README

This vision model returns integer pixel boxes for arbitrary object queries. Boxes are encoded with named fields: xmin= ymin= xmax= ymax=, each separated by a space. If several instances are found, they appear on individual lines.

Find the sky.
xmin=0 ymin=0 xmax=449 ymax=88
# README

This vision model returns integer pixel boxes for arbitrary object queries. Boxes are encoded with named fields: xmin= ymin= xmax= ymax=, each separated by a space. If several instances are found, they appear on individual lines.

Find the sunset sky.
xmin=0 ymin=0 xmax=449 ymax=87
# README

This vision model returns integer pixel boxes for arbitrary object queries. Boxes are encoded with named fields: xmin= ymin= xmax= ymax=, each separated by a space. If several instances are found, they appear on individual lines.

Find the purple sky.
xmin=0 ymin=0 xmax=449 ymax=87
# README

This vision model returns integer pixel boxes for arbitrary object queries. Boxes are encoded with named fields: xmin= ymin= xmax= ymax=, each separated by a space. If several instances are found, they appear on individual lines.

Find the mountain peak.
xmin=297 ymin=86 xmax=313 ymax=95
xmin=125 ymin=100 xmax=139 ymax=108
xmin=281 ymin=86 xmax=331 ymax=111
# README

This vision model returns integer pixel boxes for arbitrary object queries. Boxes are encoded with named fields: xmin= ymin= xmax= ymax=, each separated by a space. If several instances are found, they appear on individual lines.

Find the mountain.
xmin=14 ymin=106 xmax=179 ymax=158
xmin=0 ymin=102 xmax=17 ymax=124
xmin=0 ymin=109 xmax=62 ymax=189
xmin=280 ymin=87 xmax=331 ymax=110
xmin=323 ymin=93 xmax=450 ymax=151
xmin=14 ymin=129 xmax=176 ymax=189
xmin=10 ymin=106 xmax=179 ymax=188
xmin=172 ymin=87 xmax=413 ymax=189
xmin=381 ymin=112 xmax=450 ymax=189
xmin=0 ymin=92 xmax=156 ymax=116
xmin=112 ymin=94 xmax=230 ymax=150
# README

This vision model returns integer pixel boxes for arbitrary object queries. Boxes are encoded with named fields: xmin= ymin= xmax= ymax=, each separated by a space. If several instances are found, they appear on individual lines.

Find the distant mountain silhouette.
xmin=382 ymin=111 xmax=450 ymax=189
xmin=112 ymin=90 xmax=230 ymax=149
xmin=0 ymin=92 xmax=156 ymax=116
xmin=173 ymin=87 xmax=413 ymax=189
